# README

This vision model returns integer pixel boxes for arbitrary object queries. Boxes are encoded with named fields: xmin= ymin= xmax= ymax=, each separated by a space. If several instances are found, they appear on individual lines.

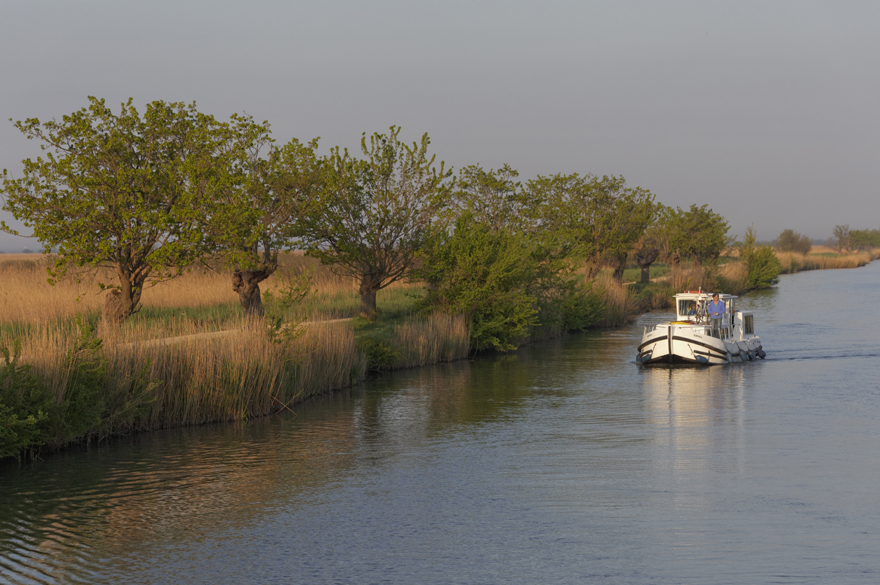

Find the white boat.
xmin=636 ymin=290 xmax=766 ymax=365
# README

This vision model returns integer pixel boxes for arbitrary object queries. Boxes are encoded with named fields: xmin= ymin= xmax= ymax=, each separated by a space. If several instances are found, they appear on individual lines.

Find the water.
xmin=2 ymin=263 xmax=879 ymax=584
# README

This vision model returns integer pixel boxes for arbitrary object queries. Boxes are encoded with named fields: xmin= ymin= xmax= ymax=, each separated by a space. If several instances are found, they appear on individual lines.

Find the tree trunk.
xmin=103 ymin=290 xmax=134 ymax=326
xmin=358 ymin=274 xmax=380 ymax=319
xmin=611 ymin=252 xmax=627 ymax=284
xmin=638 ymin=262 xmax=652 ymax=284
xmin=102 ymin=276 xmax=142 ymax=327
xmin=232 ymin=268 xmax=274 ymax=317
xmin=585 ymin=258 xmax=601 ymax=281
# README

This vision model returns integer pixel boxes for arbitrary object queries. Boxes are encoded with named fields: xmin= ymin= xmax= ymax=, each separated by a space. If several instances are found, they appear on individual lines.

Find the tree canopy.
xmin=667 ymin=204 xmax=730 ymax=266
xmin=1 ymin=97 xmax=229 ymax=323
xmin=296 ymin=127 xmax=452 ymax=318
xmin=207 ymin=114 xmax=324 ymax=315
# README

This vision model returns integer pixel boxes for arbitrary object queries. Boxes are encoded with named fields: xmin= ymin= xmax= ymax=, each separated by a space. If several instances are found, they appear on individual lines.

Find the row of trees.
xmin=1 ymin=97 xmax=733 ymax=332
xmin=775 ymin=226 xmax=880 ymax=254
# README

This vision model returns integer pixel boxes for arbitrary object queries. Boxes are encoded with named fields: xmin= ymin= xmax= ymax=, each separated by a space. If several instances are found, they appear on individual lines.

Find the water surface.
xmin=2 ymin=263 xmax=879 ymax=584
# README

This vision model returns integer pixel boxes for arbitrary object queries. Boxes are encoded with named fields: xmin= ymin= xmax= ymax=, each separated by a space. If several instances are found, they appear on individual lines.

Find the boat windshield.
xmin=678 ymin=299 xmax=701 ymax=319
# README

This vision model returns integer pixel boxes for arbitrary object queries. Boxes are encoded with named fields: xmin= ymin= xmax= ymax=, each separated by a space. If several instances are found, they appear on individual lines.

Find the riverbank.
xmin=2 ymin=248 xmax=877 ymax=462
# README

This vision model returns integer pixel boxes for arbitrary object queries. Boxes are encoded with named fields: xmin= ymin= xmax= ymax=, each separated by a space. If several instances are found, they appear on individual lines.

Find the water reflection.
xmin=2 ymin=263 xmax=880 ymax=584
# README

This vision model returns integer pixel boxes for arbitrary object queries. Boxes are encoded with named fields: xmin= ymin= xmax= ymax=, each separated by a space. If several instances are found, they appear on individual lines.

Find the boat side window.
xmin=745 ymin=315 xmax=754 ymax=335
xmin=678 ymin=300 xmax=689 ymax=317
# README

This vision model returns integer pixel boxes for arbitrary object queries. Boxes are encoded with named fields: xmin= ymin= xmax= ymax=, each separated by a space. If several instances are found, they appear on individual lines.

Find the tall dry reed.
xmin=13 ymin=317 xmax=367 ymax=429
xmin=390 ymin=313 xmax=470 ymax=366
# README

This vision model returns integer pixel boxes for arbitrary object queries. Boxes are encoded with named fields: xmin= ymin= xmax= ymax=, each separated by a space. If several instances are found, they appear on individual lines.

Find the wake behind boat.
xmin=637 ymin=290 xmax=766 ymax=365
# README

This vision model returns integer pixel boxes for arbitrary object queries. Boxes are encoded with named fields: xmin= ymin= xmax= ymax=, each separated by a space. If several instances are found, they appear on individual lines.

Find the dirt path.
xmin=114 ymin=318 xmax=353 ymax=349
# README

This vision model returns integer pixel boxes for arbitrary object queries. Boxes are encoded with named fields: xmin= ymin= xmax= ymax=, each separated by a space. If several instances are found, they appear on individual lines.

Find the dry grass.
xmin=15 ymin=316 xmax=367 ymax=428
xmin=775 ymin=247 xmax=879 ymax=274
xmin=0 ymin=252 xmax=420 ymax=327
xmin=390 ymin=313 xmax=470 ymax=366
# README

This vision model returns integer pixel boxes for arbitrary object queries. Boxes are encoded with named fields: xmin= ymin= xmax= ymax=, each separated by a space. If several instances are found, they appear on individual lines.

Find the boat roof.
xmin=674 ymin=291 xmax=738 ymax=300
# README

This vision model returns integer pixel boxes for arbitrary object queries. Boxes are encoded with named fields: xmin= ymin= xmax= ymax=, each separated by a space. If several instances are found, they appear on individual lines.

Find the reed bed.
xmin=775 ymin=248 xmax=879 ymax=274
xmin=390 ymin=313 xmax=470 ymax=366
xmin=13 ymin=317 xmax=367 ymax=431
xmin=595 ymin=274 xmax=638 ymax=327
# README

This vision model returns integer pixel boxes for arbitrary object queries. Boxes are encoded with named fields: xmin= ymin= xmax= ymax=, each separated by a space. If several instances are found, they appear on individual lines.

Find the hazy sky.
xmin=1 ymin=1 xmax=877 ymax=251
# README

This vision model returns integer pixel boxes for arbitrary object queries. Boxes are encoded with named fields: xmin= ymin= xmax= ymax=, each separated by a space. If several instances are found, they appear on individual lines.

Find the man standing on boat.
xmin=708 ymin=293 xmax=725 ymax=337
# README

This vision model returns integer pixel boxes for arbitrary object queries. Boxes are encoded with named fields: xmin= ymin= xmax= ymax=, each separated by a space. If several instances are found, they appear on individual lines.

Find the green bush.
xmin=0 ymin=341 xmax=55 ymax=460
xmin=414 ymin=215 xmax=549 ymax=351
xmin=740 ymin=226 xmax=782 ymax=291
xmin=357 ymin=336 xmax=400 ymax=372
xmin=558 ymin=281 xmax=606 ymax=331
xmin=1 ymin=317 xmax=157 ymax=462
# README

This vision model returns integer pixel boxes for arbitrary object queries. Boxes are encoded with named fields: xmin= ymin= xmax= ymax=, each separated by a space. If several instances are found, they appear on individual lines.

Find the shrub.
xmin=775 ymin=229 xmax=812 ymax=254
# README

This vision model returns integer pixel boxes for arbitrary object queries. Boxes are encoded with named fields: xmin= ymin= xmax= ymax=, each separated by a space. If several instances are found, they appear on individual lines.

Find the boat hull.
xmin=637 ymin=323 xmax=763 ymax=366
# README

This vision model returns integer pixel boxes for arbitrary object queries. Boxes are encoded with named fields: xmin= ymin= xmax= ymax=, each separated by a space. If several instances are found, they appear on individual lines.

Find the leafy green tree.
xmin=849 ymin=228 xmax=880 ymax=250
xmin=448 ymin=164 xmax=538 ymax=233
xmin=1 ymin=97 xmax=229 ymax=324
xmin=739 ymin=226 xmax=781 ymax=290
xmin=414 ymin=214 xmax=541 ymax=351
xmin=667 ymin=204 xmax=730 ymax=266
xmin=775 ymin=228 xmax=812 ymax=254
xmin=533 ymin=174 xmax=655 ymax=280
xmin=631 ymin=217 xmax=668 ymax=284
xmin=297 ymin=127 xmax=452 ymax=319
xmin=209 ymin=115 xmax=324 ymax=316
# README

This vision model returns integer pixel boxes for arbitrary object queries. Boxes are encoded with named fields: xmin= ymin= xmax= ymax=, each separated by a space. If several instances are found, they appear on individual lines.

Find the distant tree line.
xmin=2 ymin=97 xmax=740 ymax=347
xmin=775 ymin=225 xmax=880 ymax=254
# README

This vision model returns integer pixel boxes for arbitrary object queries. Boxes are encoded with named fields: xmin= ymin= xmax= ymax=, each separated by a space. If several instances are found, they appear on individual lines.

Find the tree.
xmin=209 ymin=115 xmax=324 ymax=316
xmin=297 ymin=127 xmax=452 ymax=319
xmin=631 ymin=218 xmax=667 ymax=284
xmin=447 ymin=163 xmax=539 ymax=234
xmin=849 ymin=228 xmax=880 ymax=250
xmin=775 ymin=228 xmax=812 ymax=254
xmin=413 ymin=214 xmax=541 ymax=351
xmin=739 ymin=226 xmax=781 ymax=290
xmin=667 ymin=204 xmax=730 ymax=266
xmin=831 ymin=224 xmax=851 ymax=252
xmin=1 ymin=97 xmax=228 ymax=324
xmin=533 ymin=174 xmax=655 ymax=281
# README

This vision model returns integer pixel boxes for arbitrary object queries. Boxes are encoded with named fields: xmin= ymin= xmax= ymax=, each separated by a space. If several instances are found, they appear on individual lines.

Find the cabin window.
xmin=744 ymin=315 xmax=754 ymax=335
xmin=678 ymin=300 xmax=699 ymax=317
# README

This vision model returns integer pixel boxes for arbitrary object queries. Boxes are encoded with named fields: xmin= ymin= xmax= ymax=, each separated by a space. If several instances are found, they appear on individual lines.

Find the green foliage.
xmin=298 ymin=126 xmax=452 ymax=318
xmin=356 ymin=337 xmax=400 ymax=372
xmin=739 ymin=226 xmax=782 ymax=291
xmin=262 ymin=268 xmax=313 ymax=346
xmin=557 ymin=281 xmax=606 ymax=331
xmin=667 ymin=204 xmax=730 ymax=266
xmin=529 ymin=173 xmax=655 ymax=278
xmin=831 ymin=224 xmax=850 ymax=252
xmin=775 ymin=229 xmax=812 ymax=254
xmin=447 ymin=164 xmax=537 ymax=233
xmin=0 ymin=341 xmax=54 ymax=460
xmin=414 ymin=214 xmax=554 ymax=351
xmin=849 ymin=228 xmax=880 ymax=250
xmin=1 ymin=98 xmax=233 ymax=321
xmin=208 ymin=117 xmax=325 ymax=315
xmin=0 ymin=317 xmax=157 ymax=461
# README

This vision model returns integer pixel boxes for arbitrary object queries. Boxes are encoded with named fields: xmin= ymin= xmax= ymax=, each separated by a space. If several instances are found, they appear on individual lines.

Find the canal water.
xmin=2 ymin=263 xmax=879 ymax=584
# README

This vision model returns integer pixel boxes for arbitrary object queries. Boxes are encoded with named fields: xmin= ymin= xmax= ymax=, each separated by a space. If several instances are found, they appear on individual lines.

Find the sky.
xmin=1 ymin=0 xmax=878 ymax=251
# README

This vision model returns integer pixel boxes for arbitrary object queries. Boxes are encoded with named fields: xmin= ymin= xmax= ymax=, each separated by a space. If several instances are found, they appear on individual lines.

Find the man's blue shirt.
xmin=708 ymin=299 xmax=725 ymax=318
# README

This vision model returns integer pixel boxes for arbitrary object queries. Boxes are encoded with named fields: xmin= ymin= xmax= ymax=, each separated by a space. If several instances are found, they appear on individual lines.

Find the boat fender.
xmin=640 ymin=353 xmax=652 ymax=363
xmin=696 ymin=355 xmax=709 ymax=365
xmin=725 ymin=352 xmax=733 ymax=364
xmin=746 ymin=350 xmax=755 ymax=361
xmin=756 ymin=350 xmax=766 ymax=359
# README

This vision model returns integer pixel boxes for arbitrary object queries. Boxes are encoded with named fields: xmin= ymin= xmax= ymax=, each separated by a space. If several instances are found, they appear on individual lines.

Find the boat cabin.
xmin=672 ymin=291 xmax=756 ymax=341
